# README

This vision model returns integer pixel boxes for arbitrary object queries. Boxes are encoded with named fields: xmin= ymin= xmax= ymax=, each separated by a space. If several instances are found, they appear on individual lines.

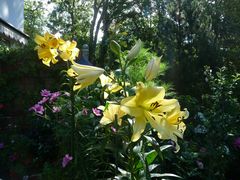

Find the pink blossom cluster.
xmin=92 ymin=108 xmax=102 ymax=116
xmin=29 ymin=89 xmax=61 ymax=115
xmin=62 ymin=154 xmax=73 ymax=168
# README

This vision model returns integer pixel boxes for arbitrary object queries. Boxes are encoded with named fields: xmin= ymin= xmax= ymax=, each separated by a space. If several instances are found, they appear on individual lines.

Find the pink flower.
xmin=62 ymin=154 xmax=73 ymax=168
xmin=92 ymin=108 xmax=101 ymax=116
xmin=29 ymin=104 xmax=44 ymax=115
xmin=110 ymin=126 xmax=117 ymax=133
xmin=81 ymin=108 xmax=88 ymax=116
xmin=233 ymin=137 xmax=240 ymax=149
xmin=50 ymin=92 xmax=61 ymax=103
xmin=52 ymin=106 xmax=61 ymax=113
xmin=38 ymin=97 xmax=49 ymax=105
xmin=41 ymin=89 xmax=51 ymax=97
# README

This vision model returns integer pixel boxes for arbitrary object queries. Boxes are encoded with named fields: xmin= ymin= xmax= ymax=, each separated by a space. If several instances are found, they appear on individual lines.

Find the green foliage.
xmin=47 ymin=0 xmax=92 ymax=43
xmin=127 ymin=47 xmax=168 ymax=86
xmin=166 ymin=65 xmax=240 ymax=179
xmin=24 ymin=0 xmax=47 ymax=37
xmin=105 ymin=0 xmax=240 ymax=100
xmin=0 ymin=41 xmax=61 ymax=115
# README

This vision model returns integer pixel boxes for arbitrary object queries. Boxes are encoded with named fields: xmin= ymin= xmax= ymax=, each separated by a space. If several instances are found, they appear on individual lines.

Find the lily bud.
xmin=68 ymin=62 xmax=104 ymax=91
xmin=110 ymin=40 xmax=121 ymax=56
xmin=127 ymin=39 xmax=142 ymax=60
xmin=145 ymin=57 xmax=161 ymax=81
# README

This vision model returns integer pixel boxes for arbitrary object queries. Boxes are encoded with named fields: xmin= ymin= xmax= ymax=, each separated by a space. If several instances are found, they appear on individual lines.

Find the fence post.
xmin=81 ymin=44 xmax=89 ymax=61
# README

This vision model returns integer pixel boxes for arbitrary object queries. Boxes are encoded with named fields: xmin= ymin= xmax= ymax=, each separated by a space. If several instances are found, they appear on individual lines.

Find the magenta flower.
xmin=82 ymin=108 xmax=88 ymax=116
xmin=50 ymin=92 xmax=61 ymax=103
xmin=0 ymin=143 xmax=4 ymax=149
xmin=110 ymin=126 xmax=117 ymax=133
xmin=52 ymin=106 xmax=61 ymax=113
xmin=41 ymin=89 xmax=51 ymax=97
xmin=38 ymin=97 xmax=49 ymax=105
xmin=29 ymin=104 xmax=44 ymax=115
xmin=233 ymin=137 xmax=240 ymax=149
xmin=92 ymin=108 xmax=101 ymax=116
xmin=62 ymin=154 xmax=73 ymax=168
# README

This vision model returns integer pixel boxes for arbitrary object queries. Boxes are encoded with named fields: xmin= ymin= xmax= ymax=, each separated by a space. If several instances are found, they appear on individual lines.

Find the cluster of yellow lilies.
xmin=35 ymin=32 xmax=189 ymax=152
xmin=35 ymin=32 xmax=79 ymax=66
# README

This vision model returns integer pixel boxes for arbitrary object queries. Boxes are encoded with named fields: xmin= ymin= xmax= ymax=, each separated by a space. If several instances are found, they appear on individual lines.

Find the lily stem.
xmin=70 ymin=79 xmax=77 ymax=167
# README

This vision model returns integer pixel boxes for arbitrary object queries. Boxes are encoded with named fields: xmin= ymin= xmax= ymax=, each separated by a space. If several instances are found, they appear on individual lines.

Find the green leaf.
xmin=133 ymin=144 xmax=142 ymax=154
xmin=136 ymin=150 xmax=157 ymax=170
xmin=110 ymin=40 xmax=121 ymax=57
xmin=160 ymin=145 xmax=173 ymax=151
xmin=148 ymin=164 xmax=159 ymax=172
xmin=143 ymin=135 xmax=158 ymax=146
xmin=150 ymin=173 xmax=182 ymax=179
xmin=138 ymin=152 xmax=151 ymax=180
xmin=145 ymin=150 xmax=158 ymax=165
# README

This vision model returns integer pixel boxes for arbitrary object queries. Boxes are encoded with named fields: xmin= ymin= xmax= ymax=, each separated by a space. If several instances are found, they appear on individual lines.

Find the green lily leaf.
xmin=148 ymin=164 xmax=159 ymax=172
xmin=160 ymin=144 xmax=173 ymax=151
xmin=135 ymin=150 xmax=157 ymax=170
xmin=150 ymin=173 xmax=182 ymax=179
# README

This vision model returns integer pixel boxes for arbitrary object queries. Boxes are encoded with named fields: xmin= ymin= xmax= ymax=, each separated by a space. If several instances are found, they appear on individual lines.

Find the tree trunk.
xmin=98 ymin=0 xmax=110 ymax=67
xmin=89 ymin=0 xmax=100 ymax=63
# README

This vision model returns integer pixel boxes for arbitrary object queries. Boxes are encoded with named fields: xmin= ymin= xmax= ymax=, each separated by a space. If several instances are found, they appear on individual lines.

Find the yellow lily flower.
xmin=145 ymin=57 xmax=161 ymax=81
xmin=59 ymin=40 xmax=80 ymax=62
xmin=100 ymin=103 xmax=125 ymax=126
xmin=99 ymin=73 xmax=122 ymax=99
xmin=34 ymin=32 xmax=59 ymax=48
xmin=36 ymin=46 xmax=58 ymax=66
xmin=155 ymin=105 xmax=189 ymax=152
xmin=120 ymin=82 xmax=182 ymax=143
xmin=34 ymin=32 xmax=59 ymax=66
xmin=67 ymin=62 xmax=104 ymax=91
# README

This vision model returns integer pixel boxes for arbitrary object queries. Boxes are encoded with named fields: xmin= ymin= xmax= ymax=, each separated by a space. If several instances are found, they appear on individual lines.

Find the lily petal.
xmin=131 ymin=116 xmax=146 ymax=142
xmin=34 ymin=34 xmax=46 ymax=45
xmin=135 ymin=84 xmax=165 ymax=105
xmin=150 ymin=99 xmax=178 ymax=113
xmin=100 ymin=104 xmax=125 ymax=126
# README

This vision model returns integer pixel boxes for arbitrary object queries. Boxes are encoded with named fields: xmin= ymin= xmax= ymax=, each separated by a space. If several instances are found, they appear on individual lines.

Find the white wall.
xmin=0 ymin=0 xmax=24 ymax=31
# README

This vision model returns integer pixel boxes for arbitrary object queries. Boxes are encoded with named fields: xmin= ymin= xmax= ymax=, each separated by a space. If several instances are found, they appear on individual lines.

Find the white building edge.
xmin=0 ymin=0 xmax=28 ymax=45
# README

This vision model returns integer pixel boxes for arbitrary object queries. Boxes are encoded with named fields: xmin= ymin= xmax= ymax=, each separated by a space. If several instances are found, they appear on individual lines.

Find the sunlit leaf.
xmin=160 ymin=144 xmax=173 ymax=151
xmin=150 ymin=173 xmax=182 ymax=179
